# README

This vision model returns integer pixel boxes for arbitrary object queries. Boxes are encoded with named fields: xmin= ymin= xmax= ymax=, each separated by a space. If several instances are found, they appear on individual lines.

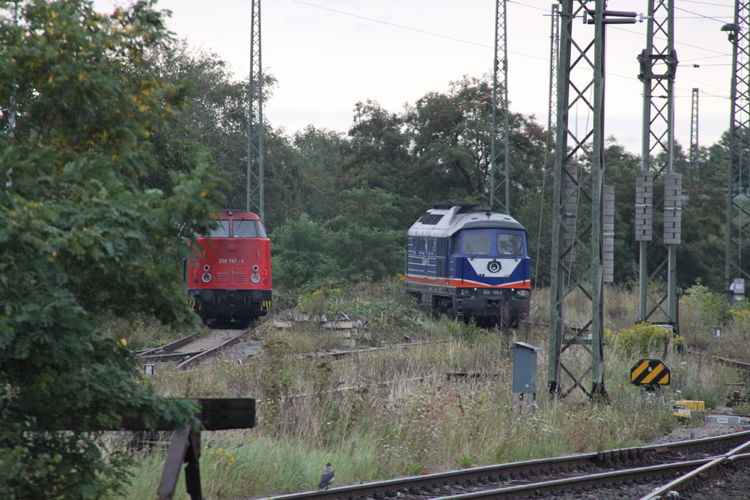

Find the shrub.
xmin=681 ymin=281 xmax=733 ymax=327
xmin=606 ymin=323 xmax=683 ymax=357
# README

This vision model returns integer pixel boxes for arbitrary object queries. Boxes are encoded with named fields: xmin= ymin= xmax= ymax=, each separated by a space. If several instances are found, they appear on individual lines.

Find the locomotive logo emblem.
xmin=487 ymin=260 xmax=501 ymax=273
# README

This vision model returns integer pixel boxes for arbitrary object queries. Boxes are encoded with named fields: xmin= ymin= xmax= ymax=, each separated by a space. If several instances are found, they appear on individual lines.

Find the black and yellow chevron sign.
xmin=630 ymin=359 xmax=670 ymax=386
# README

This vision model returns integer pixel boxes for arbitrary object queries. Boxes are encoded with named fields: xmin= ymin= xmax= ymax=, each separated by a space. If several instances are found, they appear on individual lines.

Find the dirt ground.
xmin=218 ymin=337 xmax=264 ymax=362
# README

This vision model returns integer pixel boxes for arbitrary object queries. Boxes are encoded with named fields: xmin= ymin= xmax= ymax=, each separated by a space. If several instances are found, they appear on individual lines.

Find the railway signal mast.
xmin=247 ymin=0 xmax=265 ymax=223
xmin=636 ymin=0 xmax=680 ymax=331
xmin=547 ymin=1 xmax=635 ymax=399
xmin=490 ymin=0 xmax=510 ymax=214
xmin=723 ymin=0 xmax=750 ymax=300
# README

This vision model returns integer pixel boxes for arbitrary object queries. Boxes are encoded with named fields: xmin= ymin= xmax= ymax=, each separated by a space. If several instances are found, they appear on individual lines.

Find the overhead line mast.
xmin=547 ymin=1 xmax=635 ymax=400
xmin=724 ymin=0 xmax=750 ymax=298
xmin=546 ymin=2 xmax=560 ymax=166
xmin=247 ymin=0 xmax=265 ymax=223
xmin=490 ymin=0 xmax=510 ymax=214
xmin=636 ymin=0 xmax=681 ymax=331
xmin=690 ymin=88 xmax=699 ymax=186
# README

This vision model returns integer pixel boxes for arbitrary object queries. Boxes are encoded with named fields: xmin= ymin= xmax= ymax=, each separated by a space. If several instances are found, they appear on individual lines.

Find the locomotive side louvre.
xmin=405 ymin=204 xmax=531 ymax=326
xmin=187 ymin=209 xmax=272 ymax=325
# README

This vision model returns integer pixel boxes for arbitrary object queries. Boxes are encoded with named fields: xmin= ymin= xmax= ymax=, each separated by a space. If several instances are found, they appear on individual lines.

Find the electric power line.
xmin=680 ymin=0 xmax=735 ymax=7
xmin=288 ymin=0 xmax=549 ymax=62
xmin=674 ymin=5 xmax=729 ymax=24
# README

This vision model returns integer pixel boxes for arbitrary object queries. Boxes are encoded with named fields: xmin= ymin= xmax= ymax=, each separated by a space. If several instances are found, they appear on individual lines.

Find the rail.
xmin=136 ymin=328 xmax=253 ymax=369
xmin=262 ymin=431 xmax=750 ymax=500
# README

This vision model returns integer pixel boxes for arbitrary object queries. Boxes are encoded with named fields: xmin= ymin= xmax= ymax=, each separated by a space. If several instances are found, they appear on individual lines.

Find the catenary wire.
xmin=674 ymin=5 xmax=730 ymax=24
xmin=679 ymin=0 xmax=735 ymax=7
xmin=288 ymin=0 xmax=548 ymax=62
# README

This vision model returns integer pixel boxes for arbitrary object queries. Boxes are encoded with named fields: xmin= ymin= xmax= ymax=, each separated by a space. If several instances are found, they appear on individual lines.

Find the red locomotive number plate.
xmin=218 ymin=259 xmax=244 ymax=264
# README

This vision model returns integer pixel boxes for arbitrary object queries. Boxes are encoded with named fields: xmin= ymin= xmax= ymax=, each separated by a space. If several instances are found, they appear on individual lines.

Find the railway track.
xmin=686 ymin=349 xmax=750 ymax=375
xmin=531 ymin=319 xmax=750 ymax=376
xmin=136 ymin=328 xmax=252 ymax=369
xmin=135 ymin=328 xmax=443 ymax=369
xmin=303 ymin=339 xmax=449 ymax=360
xmin=260 ymin=431 xmax=750 ymax=500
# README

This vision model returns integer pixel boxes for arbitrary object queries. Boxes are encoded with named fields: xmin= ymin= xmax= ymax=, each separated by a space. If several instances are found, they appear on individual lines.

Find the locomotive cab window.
xmin=497 ymin=233 xmax=525 ymax=256
xmin=462 ymin=232 xmax=491 ymax=255
xmin=258 ymin=221 xmax=267 ymax=238
xmin=208 ymin=220 xmax=230 ymax=238
xmin=233 ymin=220 xmax=258 ymax=238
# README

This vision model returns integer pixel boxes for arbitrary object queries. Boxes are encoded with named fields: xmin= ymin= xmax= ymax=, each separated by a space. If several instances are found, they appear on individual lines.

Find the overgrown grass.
xmin=97 ymin=312 xmax=189 ymax=351
xmin=110 ymin=281 xmax=748 ymax=500
xmin=530 ymin=284 xmax=640 ymax=334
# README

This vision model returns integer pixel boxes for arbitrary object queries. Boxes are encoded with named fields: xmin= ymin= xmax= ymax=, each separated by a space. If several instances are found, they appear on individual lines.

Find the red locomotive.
xmin=187 ymin=209 xmax=272 ymax=325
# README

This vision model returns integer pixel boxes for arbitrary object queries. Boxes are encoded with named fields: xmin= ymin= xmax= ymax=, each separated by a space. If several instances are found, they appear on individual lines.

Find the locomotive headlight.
xmin=487 ymin=261 xmax=501 ymax=273
xmin=202 ymin=273 xmax=212 ymax=283
xmin=253 ymin=265 xmax=259 ymax=272
xmin=251 ymin=273 xmax=261 ymax=283
xmin=203 ymin=265 xmax=210 ymax=272
xmin=514 ymin=289 xmax=530 ymax=299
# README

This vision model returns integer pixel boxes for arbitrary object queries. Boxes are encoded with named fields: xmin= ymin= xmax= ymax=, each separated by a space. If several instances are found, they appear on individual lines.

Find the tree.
xmin=271 ymin=189 xmax=407 ymax=289
xmin=0 ymin=1 xmax=227 ymax=498
xmin=405 ymin=74 xmax=552 ymax=211
xmin=270 ymin=214 xmax=336 ymax=289
xmin=338 ymin=99 xmax=411 ymax=196
xmin=138 ymin=38 xmax=276 ymax=210
xmin=406 ymin=76 xmax=495 ymax=202
xmin=290 ymin=125 xmax=344 ymax=221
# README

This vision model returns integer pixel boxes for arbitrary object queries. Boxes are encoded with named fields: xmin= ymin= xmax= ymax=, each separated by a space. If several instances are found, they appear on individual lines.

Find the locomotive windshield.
xmin=498 ymin=233 xmax=524 ymax=255
xmin=258 ymin=221 xmax=267 ymax=238
xmin=208 ymin=220 xmax=230 ymax=238
xmin=462 ymin=232 xmax=491 ymax=255
xmin=232 ymin=220 xmax=258 ymax=238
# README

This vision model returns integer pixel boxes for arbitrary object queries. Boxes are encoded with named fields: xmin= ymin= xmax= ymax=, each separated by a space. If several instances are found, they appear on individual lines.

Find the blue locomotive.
xmin=404 ymin=204 xmax=531 ymax=327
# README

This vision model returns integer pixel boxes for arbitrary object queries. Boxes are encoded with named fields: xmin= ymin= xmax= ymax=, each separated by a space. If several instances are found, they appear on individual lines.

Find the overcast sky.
xmin=96 ymin=0 xmax=737 ymax=153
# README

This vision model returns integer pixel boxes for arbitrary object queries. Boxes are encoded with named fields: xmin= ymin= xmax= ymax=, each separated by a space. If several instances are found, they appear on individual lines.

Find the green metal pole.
xmin=547 ymin=0 xmax=573 ymax=395
xmin=725 ymin=0 xmax=741 ymax=299
xmin=638 ymin=0 xmax=655 ymax=323
xmin=590 ymin=0 xmax=606 ymax=396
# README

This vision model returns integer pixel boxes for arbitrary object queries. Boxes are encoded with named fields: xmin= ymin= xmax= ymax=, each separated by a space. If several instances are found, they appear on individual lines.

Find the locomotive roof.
xmin=407 ymin=205 xmax=524 ymax=238
xmin=210 ymin=209 xmax=260 ymax=220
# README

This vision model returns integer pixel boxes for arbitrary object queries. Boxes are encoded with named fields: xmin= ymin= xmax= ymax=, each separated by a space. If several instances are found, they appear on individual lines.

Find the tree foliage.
xmin=0 ymin=1 xmax=227 ymax=498
xmin=129 ymin=36 xmax=730 ymax=294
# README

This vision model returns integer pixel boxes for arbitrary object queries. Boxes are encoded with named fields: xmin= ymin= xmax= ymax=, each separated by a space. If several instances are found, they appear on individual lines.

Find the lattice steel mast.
xmin=690 ymin=88 xmax=699 ymax=178
xmin=247 ymin=0 xmax=264 ymax=222
xmin=490 ymin=0 xmax=510 ymax=213
xmin=724 ymin=0 xmax=750 ymax=296
xmin=547 ymin=1 xmax=634 ymax=399
xmin=636 ymin=0 xmax=679 ymax=330
xmin=548 ymin=0 xmax=598 ymax=398
xmin=546 ymin=3 xmax=560 ymax=162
